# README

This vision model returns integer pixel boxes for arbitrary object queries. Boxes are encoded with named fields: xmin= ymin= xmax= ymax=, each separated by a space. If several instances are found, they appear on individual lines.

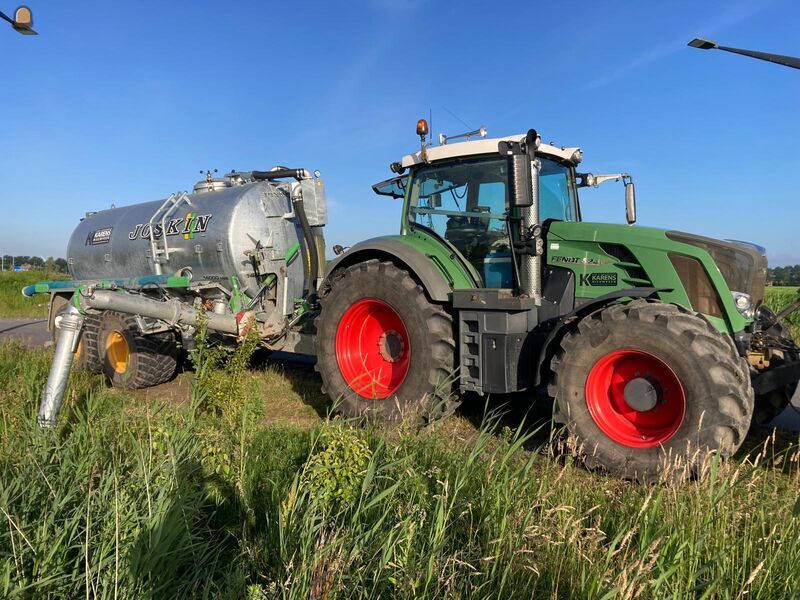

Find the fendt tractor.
xmin=27 ymin=122 xmax=800 ymax=480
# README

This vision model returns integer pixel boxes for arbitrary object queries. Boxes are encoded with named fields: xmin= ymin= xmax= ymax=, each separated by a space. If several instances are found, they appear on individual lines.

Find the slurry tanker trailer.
xmin=26 ymin=123 xmax=800 ymax=480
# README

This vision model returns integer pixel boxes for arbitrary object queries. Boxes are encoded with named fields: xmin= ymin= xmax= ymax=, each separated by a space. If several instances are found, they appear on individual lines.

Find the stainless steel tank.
xmin=67 ymin=173 xmax=327 ymax=302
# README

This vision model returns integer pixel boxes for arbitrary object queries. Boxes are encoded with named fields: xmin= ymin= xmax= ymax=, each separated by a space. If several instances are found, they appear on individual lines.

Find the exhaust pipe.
xmin=519 ymin=157 xmax=541 ymax=302
xmin=504 ymin=130 xmax=542 ymax=304
xmin=37 ymin=289 xmax=248 ymax=428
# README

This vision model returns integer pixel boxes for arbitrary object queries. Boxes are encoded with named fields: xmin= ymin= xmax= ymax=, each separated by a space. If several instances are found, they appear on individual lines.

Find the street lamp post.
xmin=0 ymin=5 xmax=36 ymax=35
xmin=688 ymin=38 xmax=800 ymax=70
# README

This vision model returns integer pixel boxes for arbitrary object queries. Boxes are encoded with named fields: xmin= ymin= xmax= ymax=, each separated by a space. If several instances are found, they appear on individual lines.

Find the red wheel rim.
xmin=335 ymin=298 xmax=411 ymax=399
xmin=585 ymin=350 xmax=685 ymax=448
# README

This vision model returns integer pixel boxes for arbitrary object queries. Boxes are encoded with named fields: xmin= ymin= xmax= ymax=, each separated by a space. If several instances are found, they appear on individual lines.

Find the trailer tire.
xmin=315 ymin=259 xmax=458 ymax=423
xmin=97 ymin=311 xmax=178 ymax=389
xmin=549 ymin=299 xmax=753 ymax=481
xmin=52 ymin=298 xmax=102 ymax=373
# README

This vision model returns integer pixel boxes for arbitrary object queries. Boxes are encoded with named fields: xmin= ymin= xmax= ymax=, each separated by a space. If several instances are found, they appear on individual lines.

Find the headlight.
xmin=732 ymin=291 xmax=754 ymax=319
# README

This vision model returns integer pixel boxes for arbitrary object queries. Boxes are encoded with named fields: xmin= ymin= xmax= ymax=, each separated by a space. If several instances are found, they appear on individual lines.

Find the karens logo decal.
xmin=128 ymin=213 xmax=212 ymax=241
xmin=86 ymin=227 xmax=113 ymax=245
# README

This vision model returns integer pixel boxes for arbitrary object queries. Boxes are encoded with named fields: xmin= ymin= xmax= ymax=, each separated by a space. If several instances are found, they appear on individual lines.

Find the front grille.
xmin=669 ymin=253 xmax=724 ymax=318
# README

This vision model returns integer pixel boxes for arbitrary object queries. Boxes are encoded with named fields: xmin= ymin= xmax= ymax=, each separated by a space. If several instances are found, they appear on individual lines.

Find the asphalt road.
xmin=1 ymin=318 xmax=798 ymax=431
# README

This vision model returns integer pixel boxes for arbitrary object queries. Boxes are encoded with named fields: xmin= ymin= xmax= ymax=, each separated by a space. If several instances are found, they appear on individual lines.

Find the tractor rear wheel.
xmin=549 ymin=299 xmax=753 ymax=481
xmin=52 ymin=297 xmax=102 ymax=373
xmin=97 ymin=311 xmax=178 ymax=389
xmin=315 ymin=260 xmax=457 ymax=422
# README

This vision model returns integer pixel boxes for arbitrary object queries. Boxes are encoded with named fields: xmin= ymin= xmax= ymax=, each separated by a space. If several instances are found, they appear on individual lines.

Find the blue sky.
xmin=1 ymin=0 xmax=799 ymax=264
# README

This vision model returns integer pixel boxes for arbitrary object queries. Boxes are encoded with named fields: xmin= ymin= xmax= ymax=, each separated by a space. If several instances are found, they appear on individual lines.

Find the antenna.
xmin=429 ymin=108 xmax=432 ymax=145
xmin=442 ymin=106 xmax=473 ymax=130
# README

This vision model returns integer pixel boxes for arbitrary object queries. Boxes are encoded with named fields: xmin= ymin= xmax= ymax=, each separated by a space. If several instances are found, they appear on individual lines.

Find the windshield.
xmin=408 ymin=155 xmax=577 ymax=287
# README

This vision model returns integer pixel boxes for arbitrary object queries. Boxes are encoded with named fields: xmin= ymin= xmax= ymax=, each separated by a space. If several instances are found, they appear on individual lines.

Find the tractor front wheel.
xmin=550 ymin=299 xmax=753 ymax=481
xmin=315 ymin=260 xmax=457 ymax=422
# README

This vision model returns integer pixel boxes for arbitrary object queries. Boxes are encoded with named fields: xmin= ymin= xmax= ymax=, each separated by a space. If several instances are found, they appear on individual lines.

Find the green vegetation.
xmin=765 ymin=286 xmax=800 ymax=340
xmin=0 ymin=271 xmax=68 ymax=318
xmin=0 ymin=339 xmax=798 ymax=598
xmin=769 ymin=265 xmax=800 ymax=287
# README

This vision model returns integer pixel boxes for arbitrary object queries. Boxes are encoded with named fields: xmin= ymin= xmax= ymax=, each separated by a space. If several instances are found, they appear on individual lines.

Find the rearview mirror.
xmin=430 ymin=193 xmax=441 ymax=208
xmin=625 ymin=179 xmax=636 ymax=225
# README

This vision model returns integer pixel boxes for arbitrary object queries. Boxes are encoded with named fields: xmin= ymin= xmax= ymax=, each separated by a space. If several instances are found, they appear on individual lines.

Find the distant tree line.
xmin=769 ymin=265 xmax=800 ymax=286
xmin=1 ymin=255 xmax=69 ymax=273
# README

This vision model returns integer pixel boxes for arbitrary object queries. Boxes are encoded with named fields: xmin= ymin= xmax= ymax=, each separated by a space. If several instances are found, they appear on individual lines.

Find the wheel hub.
xmin=378 ymin=330 xmax=406 ymax=363
xmin=585 ymin=350 xmax=686 ymax=448
xmin=106 ymin=330 xmax=130 ymax=374
xmin=335 ymin=299 xmax=411 ymax=399
xmin=623 ymin=377 xmax=659 ymax=411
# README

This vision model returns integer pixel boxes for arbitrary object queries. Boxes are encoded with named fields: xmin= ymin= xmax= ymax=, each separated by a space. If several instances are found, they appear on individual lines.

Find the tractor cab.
xmin=373 ymin=124 xmax=630 ymax=291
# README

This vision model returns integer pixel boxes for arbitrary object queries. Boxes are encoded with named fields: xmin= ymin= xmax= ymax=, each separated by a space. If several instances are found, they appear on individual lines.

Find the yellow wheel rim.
xmin=106 ymin=331 xmax=130 ymax=374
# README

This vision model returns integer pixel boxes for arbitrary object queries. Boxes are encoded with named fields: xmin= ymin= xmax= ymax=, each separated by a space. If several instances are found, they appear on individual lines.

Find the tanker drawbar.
xmin=27 ymin=167 xmax=327 ymax=427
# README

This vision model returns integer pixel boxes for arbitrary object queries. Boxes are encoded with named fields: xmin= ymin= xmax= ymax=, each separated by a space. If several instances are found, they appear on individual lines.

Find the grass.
xmin=765 ymin=286 xmax=800 ymax=340
xmin=0 ymin=341 xmax=799 ymax=598
xmin=0 ymin=271 xmax=68 ymax=318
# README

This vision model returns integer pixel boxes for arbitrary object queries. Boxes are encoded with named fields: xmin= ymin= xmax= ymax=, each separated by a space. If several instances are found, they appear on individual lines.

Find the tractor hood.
xmin=664 ymin=231 xmax=767 ymax=307
xmin=546 ymin=221 xmax=766 ymax=333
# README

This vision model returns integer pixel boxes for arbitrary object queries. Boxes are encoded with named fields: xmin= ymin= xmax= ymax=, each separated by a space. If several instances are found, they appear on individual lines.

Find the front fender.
xmin=533 ymin=287 xmax=669 ymax=386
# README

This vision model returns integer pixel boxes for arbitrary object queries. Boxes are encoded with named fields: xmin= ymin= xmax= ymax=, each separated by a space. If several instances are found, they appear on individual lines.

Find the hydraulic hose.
xmin=251 ymin=168 xmax=307 ymax=181
xmin=291 ymin=195 xmax=319 ymax=302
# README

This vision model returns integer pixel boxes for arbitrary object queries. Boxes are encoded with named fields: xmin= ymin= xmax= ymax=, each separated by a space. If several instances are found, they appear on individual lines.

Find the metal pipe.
xmin=520 ymin=158 xmax=541 ymax=303
xmin=37 ymin=289 xmax=244 ymax=427
xmin=38 ymin=304 xmax=84 ymax=427
xmin=84 ymin=289 xmax=239 ymax=334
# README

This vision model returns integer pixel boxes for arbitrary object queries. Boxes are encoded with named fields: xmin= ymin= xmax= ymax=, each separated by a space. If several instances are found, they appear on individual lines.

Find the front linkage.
xmin=747 ymin=292 xmax=800 ymax=422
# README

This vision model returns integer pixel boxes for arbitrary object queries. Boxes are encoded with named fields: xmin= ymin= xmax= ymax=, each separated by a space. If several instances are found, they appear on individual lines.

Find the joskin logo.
xmin=551 ymin=255 xmax=612 ymax=267
xmin=580 ymin=272 xmax=618 ymax=287
xmin=127 ymin=213 xmax=212 ymax=241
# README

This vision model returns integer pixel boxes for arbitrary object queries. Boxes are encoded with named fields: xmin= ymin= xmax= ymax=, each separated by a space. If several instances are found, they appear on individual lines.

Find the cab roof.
xmin=400 ymin=134 xmax=581 ymax=168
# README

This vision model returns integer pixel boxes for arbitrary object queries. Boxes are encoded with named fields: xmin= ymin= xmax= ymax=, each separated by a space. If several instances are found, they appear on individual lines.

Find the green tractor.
xmin=315 ymin=121 xmax=800 ymax=479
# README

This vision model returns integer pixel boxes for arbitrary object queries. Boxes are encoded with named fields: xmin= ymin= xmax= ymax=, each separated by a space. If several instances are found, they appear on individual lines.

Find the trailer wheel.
xmin=549 ymin=299 xmax=753 ymax=481
xmin=315 ymin=259 xmax=457 ymax=422
xmin=52 ymin=297 xmax=102 ymax=373
xmin=97 ymin=311 xmax=178 ymax=389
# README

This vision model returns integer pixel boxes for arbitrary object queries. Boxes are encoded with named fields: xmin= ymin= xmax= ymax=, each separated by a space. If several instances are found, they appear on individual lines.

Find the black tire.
xmin=97 ymin=311 xmax=178 ymax=389
xmin=52 ymin=297 xmax=102 ymax=373
xmin=314 ymin=259 xmax=457 ymax=422
xmin=549 ymin=299 xmax=753 ymax=481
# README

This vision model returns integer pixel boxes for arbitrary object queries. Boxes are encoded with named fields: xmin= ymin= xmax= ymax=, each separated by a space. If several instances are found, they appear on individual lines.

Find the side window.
xmin=476 ymin=181 xmax=506 ymax=216
xmin=539 ymin=160 xmax=575 ymax=221
xmin=409 ymin=158 xmax=513 ymax=288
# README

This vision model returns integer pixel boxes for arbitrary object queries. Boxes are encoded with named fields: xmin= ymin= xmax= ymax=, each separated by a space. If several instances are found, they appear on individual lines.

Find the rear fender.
xmin=323 ymin=238 xmax=458 ymax=302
